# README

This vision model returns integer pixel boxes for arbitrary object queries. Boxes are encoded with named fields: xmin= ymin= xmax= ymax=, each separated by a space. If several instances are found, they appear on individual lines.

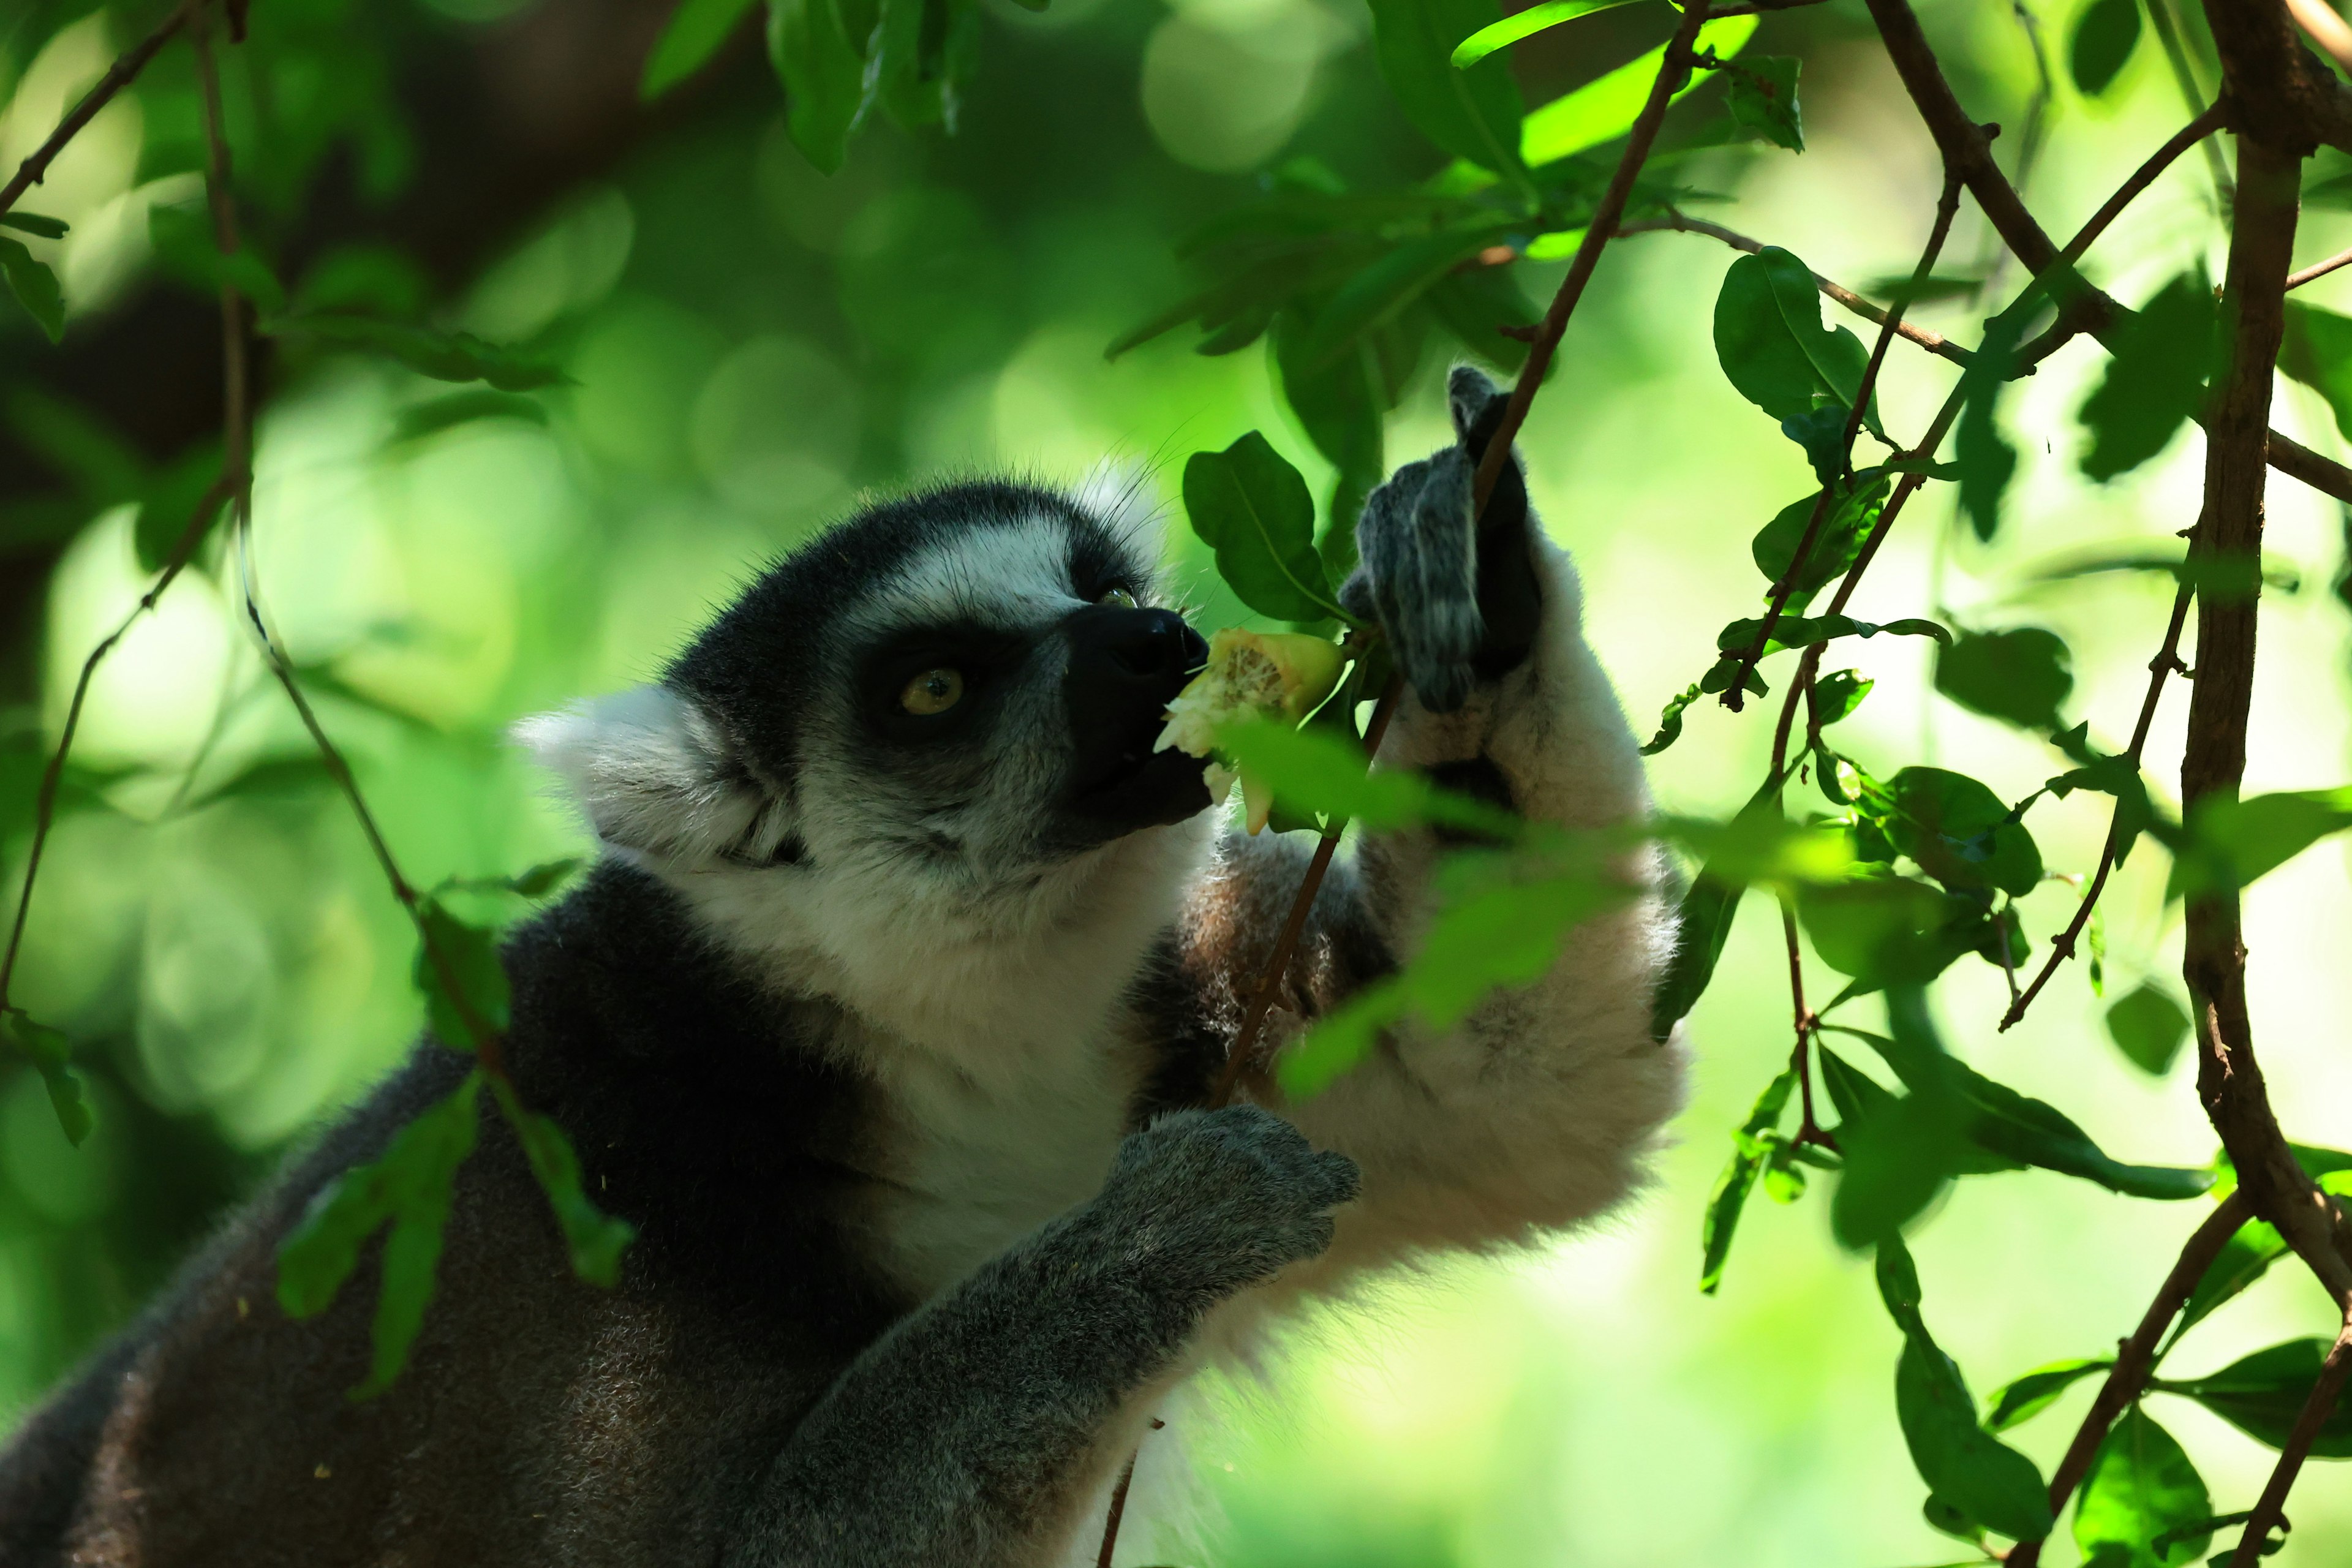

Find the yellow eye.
xmin=1097 ymin=587 xmax=1139 ymax=610
xmin=899 ymin=668 xmax=965 ymax=715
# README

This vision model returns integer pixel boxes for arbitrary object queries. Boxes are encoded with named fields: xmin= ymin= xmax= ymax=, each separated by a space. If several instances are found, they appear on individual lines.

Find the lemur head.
xmin=519 ymin=480 xmax=1215 ymax=942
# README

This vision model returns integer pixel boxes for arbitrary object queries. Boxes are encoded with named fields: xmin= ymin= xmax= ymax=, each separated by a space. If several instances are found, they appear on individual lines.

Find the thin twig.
xmin=1776 ymin=900 xmax=1831 ymax=1148
xmin=1617 ymin=214 xmax=1972 ymax=368
xmin=2230 ymin=1309 xmax=2352 ymax=1568
xmin=1720 ymin=174 xmax=1962 ymax=711
xmin=2287 ymin=242 xmax=2352 ymax=291
xmin=0 ymin=0 xmax=194 ymax=217
xmin=2006 ymin=1194 xmax=2252 ymax=1568
xmin=2000 ymin=575 xmax=2194 ymax=1029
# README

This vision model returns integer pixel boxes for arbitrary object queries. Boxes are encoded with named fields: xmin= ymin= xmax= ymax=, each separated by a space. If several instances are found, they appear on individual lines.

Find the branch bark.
xmin=2231 ymin=1308 xmax=2352 ymax=1566
xmin=0 ymin=1 xmax=192 ymax=217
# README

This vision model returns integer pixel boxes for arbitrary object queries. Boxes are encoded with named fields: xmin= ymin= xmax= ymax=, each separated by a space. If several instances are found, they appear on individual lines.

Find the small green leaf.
xmin=413 ymin=903 xmax=511 ymax=1052
xmin=2070 ymin=0 xmax=2143 ymax=96
xmin=0 ymin=236 xmax=64 ymax=342
xmin=2075 ymin=1406 xmax=2211 ymax=1568
xmin=1874 ymin=767 xmax=2042 ymax=899
xmin=2080 ymin=273 xmax=2218 ymax=482
xmin=1291 ymin=228 xmax=1507 ymax=374
xmin=1713 ymin=612 xmax=1948 ymax=658
xmin=507 ymin=858 xmax=584 ymax=899
xmin=1368 ymin=0 xmax=1529 ymax=178
xmin=1713 ymin=247 xmax=1877 ymax=429
xmin=1700 ymin=1068 xmax=1795 ymax=1294
xmin=2106 ymin=983 xmax=2190 ymax=1076
xmin=1725 ymin=56 xmax=1803 ymax=152
xmin=1183 ymin=432 xmax=1352 ymax=624
xmin=1451 ymin=0 xmax=1643 ymax=67
xmin=268 ymin=313 xmax=568 ymax=390
xmin=1751 ymin=476 xmax=1891 ymax=598
xmin=1986 ymin=1357 xmax=2114 ymax=1431
xmin=641 ymin=0 xmax=761 ymax=99
xmin=1814 ymin=669 xmax=1873 ymax=725
xmin=2161 ymin=1340 xmax=2352 ymax=1457
xmin=1272 ymin=311 xmax=1384 ymax=562
xmin=1 ymin=1011 xmax=91 ymax=1145
xmin=0 ymin=212 xmax=69 ymax=239
xmin=1641 ymin=682 xmax=1701 ymax=755
xmin=1878 ymin=1235 xmax=2056 ymax=1543
xmin=1936 ymin=627 xmax=2075 ymax=732
xmin=494 ymin=1084 xmax=635 ymax=1287
xmin=1954 ymin=313 xmax=2025 ymax=541
xmin=765 ymin=0 xmax=873 ymax=174
xmin=1648 ymin=779 xmax=1782 ymax=1040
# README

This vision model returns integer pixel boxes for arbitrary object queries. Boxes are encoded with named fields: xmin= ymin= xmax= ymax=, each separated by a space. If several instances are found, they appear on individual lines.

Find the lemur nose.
xmin=1069 ymin=606 xmax=1204 ymax=684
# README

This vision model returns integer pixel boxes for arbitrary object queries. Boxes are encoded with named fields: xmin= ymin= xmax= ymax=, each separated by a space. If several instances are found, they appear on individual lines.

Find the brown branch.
xmin=2006 ymin=1194 xmax=2253 ymax=1568
xmin=2287 ymin=241 xmax=2352 ymax=290
xmin=2231 ymin=1309 xmax=2352 ymax=1567
xmin=2203 ymin=0 xmax=2352 ymax=154
xmin=1616 ymin=214 xmax=1972 ymax=368
xmin=0 ymin=0 xmax=194 ymax=217
xmin=1776 ymin=900 xmax=1832 ymax=1148
xmin=1719 ymin=174 xmax=1962 ymax=711
xmin=1999 ymin=573 xmax=2195 ymax=1030
xmin=2183 ymin=130 xmax=2352 ymax=1313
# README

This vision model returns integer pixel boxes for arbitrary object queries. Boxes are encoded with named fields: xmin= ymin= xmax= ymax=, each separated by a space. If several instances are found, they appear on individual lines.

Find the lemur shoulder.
xmin=0 ymin=368 xmax=1685 ymax=1567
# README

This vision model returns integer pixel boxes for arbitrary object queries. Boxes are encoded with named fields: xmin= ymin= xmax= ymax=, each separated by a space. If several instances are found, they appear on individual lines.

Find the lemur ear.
xmin=513 ymin=685 xmax=785 ymax=865
xmin=1446 ymin=366 xmax=1511 ymax=454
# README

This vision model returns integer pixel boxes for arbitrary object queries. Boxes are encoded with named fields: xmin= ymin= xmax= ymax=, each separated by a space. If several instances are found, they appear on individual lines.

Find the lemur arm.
xmin=729 ymin=1106 xmax=1354 ymax=1568
xmin=1164 ymin=368 xmax=1684 ymax=1283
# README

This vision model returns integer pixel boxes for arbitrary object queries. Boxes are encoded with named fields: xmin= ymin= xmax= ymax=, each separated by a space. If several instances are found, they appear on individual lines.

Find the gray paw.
xmin=1341 ymin=367 xmax=1539 ymax=715
xmin=1102 ymin=1106 xmax=1359 ymax=1298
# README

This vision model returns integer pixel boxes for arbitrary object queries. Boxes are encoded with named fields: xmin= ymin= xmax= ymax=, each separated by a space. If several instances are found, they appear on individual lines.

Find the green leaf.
xmin=1648 ymin=779 xmax=1782 ymax=1040
xmin=2106 ymin=983 xmax=2190 ymax=1076
xmin=494 ymin=1083 xmax=635 ymax=1287
xmin=1986 ymin=1357 xmax=2114 ymax=1431
xmin=1291 ymin=227 xmax=1507 ymax=374
xmin=2173 ymin=1221 xmax=2288 ymax=1343
xmin=1272 ymin=312 xmax=1384 ymax=560
xmin=276 ymin=1074 xmax=483 ymax=1399
xmin=2281 ymin=301 xmax=2352 ymax=444
xmin=507 ymin=858 xmax=584 ymax=898
xmin=1367 ymin=0 xmax=1529 ymax=178
xmin=412 ymin=903 xmax=511 ymax=1052
xmin=1713 ymin=612 xmax=1947 ymax=658
xmin=1725 ymin=56 xmax=1803 ymax=152
xmin=1878 ymin=1235 xmax=2056 ymax=1543
xmin=2076 ymin=1406 xmax=2211 ymax=1567
xmin=147 ymin=204 xmax=288 ymax=316
xmin=268 ymin=313 xmax=568 ymax=390
xmin=1700 ymin=1068 xmax=1794 ymax=1293
xmin=1873 ymin=767 xmax=2042 ymax=899
xmin=2168 ymin=786 xmax=2352 ymax=899
xmin=1520 ymin=14 xmax=1758 ymax=166
xmin=0 ymin=211 xmax=69 ymax=238
xmin=1834 ymin=1073 xmax=1968 ymax=1245
xmin=1751 ymin=477 xmax=1892 ymax=598
xmin=1451 ymin=0 xmax=1645 ymax=67
xmin=1218 ymin=717 xmax=1516 ymax=839
xmin=1182 ymin=432 xmax=1352 ymax=624
xmin=1815 ymin=669 xmax=1873 ymax=725
xmin=765 ymin=0 xmax=873 ymax=174
xmin=1954 ymin=312 xmax=2025 ymax=541
xmin=391 ymin=390 xmax=549 ymax=443
xmin=642 ymin=0 xmax=761 ymax=99
xmin=1935 ymin=627 xmax=2075 ymax=732
xmin=1641 ymin=682 xmax=1702 ymax=755
xmin=2079 ymin=272 xmax=2218 ymax=482
xmin=2161 ymin=1340 xmax=2352 ymax=1457
xmin=1714 ymin=247 xmax=1877 ymax=428
xmin=1800 ymin=870 xmax=1983 ymax=993
xmin=2 ymin=1011 xmax=92 ymax=1145
xmin=0 ymin=236 xmax=64 ymax=342
xmin=2070 ymin=0 xmax=2143 ymax=96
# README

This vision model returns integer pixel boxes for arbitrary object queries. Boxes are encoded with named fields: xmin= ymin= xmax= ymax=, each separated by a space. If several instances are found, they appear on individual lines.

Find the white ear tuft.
xmin=513 ymin=685 xmax=768 ymax=864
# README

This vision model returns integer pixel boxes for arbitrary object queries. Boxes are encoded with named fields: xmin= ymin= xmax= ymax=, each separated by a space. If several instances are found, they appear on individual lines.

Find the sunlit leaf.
xmin=1648 ymin=778 xmax=1782 ymax=1040
xmin=1520 ymin=15 xmax=1757 ymax=166
xmin=642 ymin=0 xmax=761 ymax=99
xmin=1640 ymin=682 xmax=1702 ymax=755
xmin=2171 ymin=1219 xmax=2286 ymax=1344
xmin=1935 ymin=627 xmax=2074 ymax=732
xmin=1368 ymin=0 xmax=1529 ymax=178
xmin=1700 ymin=1068 xmax=1793 ymax=1293
xmin=1751 ymin=475 xmax=1891 ymax=599
xmin=492 ymin=1080 xmax=636 ymax=1287
xmin=1451 ymin=0 xmax=1644 ymax=67
xmin=1183 ymin=432 xmax=1352 ymax=624
xmin=2075 ymin=1406 xmax=2210 ymax=1567
xmin=1815 ymin=669 xmax=1872 ymax=725
xmin=1986 ymin=1357 xmax=2113 ymax=1431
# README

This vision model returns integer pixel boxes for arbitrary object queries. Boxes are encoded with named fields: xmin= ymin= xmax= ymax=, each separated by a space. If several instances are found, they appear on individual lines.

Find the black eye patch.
xmin=855 ymin=621 xmax=1032 ymax=745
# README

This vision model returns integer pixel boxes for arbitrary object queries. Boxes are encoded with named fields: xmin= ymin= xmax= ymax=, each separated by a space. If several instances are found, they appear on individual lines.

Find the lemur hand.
xmin=1098 ymin=1106 xmax=1359 ymax=1300
xmin=1341 ymin=366 xmax=1543 ymax=714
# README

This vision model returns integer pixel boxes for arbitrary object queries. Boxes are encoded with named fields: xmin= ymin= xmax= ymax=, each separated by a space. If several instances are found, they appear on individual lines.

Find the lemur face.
xmin=520 ymin=482 xmax=1213 ymax=893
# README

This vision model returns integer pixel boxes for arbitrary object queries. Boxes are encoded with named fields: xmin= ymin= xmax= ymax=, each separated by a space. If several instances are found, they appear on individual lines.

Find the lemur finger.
xmin=1308 ymin=1148 xmax=1362 ymax=1208
xmin=1446 ymin=365 xmax=1541 ymax=679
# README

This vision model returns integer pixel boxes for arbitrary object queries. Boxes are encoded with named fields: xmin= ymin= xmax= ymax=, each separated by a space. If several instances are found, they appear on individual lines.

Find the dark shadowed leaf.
xmin=1955 ymin=313 xmax=2024 ymax=541
xmin=1272 ymin=311 xmax=1384 ymax=566
xmin=2 ymin=1010 xmax=92 ymax=1145
xmin=391 ymin=390 xmax=549 ymax=443
xmin=2079 ymin=273 xmax=2218 ymax=481
xmin=1987 ymin=1357 xmax=2113 ymax=1431
xmin=2106 ymin=983 xmax=2190 ymax=1076
xmin=2168 ymin=787 xmax=2352 ymax=899
xmin=1878 ymin=1235 xmax=2054 ymax=1543
xmin=642 ymin=0 xmax=761 ymax=99
xmin=0 ymin=236 xmax=64 ymax=342
xmin=269 ymin=314 xmax=568 ymax=390
xmin=413 ymin=903 xmax=511 ymax=1052
xmin=1183 ymin=432 xmax=1352 ymax=623
xmin=1935 ymin=627 xmax=2075 ymax=731
xmin=492 ymin=1080 xmax=636 ymax=1287
xmin=0 ymin=212 xmax=69 ymax=238
xmin=2075 ymin=1406 xmax=2211 ymax=1567
xmin=1713 ymin=611 xmax=1947 ymax=658
xmin=2160 ymin=1340 xmax=2352 ymax=1457
xmin=148 ymin=203 xmax=287 ymax=315
xmin=1368 ymin=0 xmax=1528 ymax=177
xmin=766 ymin=0 xmax=873 ymax=173
xmin=1873 ymin=767 xmax=2041 ymax=898
xmin=2069 ymin=0 xmax=2143 ymax=94
xmin=2280 ymin=301 xmax=2352 ymax=443
xmin=1726 ymin=56 xmax=1803 ymax=151
xmin=1291 ymin=227 xmax=1506 ymax=374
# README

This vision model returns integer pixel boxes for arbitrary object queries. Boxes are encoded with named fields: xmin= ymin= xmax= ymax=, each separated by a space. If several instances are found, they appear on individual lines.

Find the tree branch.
xmin=2006 ymin=1193 xmax=2252 ymax=1568
xmin=2203 ymin=0 xmax=2352 ymax=154
xmin=2231 ymin=1308 xmax=2352 ymax=1567
xmin=2286 ymin=239 xmax=2352 ymax=290
xmin=2182 ymin=130 xmax=2352 ymax=1312
xmin=0 ymin=0 xmax=194 ymax=217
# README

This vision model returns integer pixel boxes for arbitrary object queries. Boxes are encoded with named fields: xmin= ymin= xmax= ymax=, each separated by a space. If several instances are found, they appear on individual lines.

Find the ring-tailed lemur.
xmin=0 ymin=368 xmax=1682 ymax=1567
